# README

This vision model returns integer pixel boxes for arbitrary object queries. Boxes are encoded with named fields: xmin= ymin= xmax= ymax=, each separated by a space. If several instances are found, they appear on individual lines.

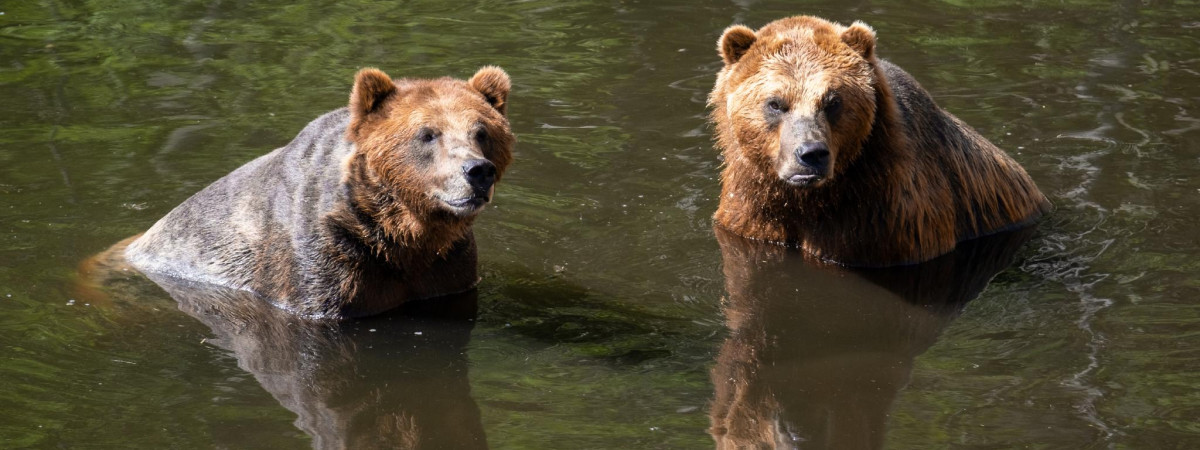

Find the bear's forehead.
xmin=397 ymin=82 xmax=481 ymax=108
xmin=757 ymin=15 xmax=844 ymax=38
xmin=765 ymin=38 xmax=861 ymax=72
xmin=741 ymin=40 xmax=870 ymax=92
xmin=389 ymin=83 xmax=494 ymax=128
xmin=740 ymin=69 xmax=832 ymax=100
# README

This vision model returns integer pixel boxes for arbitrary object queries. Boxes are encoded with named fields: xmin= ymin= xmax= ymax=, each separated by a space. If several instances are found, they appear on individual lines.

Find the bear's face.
xmin=712 ymin=17 xmax=878 ymax=189
xmin=347 ymin=66 xmax=514 ymax=219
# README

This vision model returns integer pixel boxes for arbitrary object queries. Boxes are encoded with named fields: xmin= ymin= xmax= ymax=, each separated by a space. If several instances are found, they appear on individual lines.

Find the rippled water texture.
xmin=2 ymin=0 xmax=1199 ymax=448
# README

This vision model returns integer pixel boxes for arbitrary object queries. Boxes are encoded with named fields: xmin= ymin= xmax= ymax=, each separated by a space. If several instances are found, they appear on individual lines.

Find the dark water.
xmin=2 ymin=0 xmax=1199 ymax=448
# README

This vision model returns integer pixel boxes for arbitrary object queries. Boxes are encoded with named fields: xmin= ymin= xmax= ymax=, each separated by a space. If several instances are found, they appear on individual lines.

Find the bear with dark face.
xmin=123 ymin=66 xmax=514 ymax=319
xmin=710 ymin=16 xmax=1051 ymax=266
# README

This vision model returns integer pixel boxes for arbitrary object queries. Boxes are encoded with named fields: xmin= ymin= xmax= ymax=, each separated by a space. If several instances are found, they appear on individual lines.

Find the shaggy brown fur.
xmin=120 ymin=66 xmax=514 ymax=319
xmin=710 ymin=16 xmax=1051 ymax=266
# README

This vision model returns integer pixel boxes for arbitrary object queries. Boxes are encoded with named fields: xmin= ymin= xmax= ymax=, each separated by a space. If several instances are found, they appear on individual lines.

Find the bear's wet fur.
xmin=123 ymin=66 xmax=515 ymax=319
xmin=709 ymin=16 xmax=1051 ymax=266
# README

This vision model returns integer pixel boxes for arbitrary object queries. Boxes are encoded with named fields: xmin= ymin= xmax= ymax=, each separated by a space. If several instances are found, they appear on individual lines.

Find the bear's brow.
xmin=402 ymin=84 xmax=442 ymax=103
xmin=396 ymin=85 xmax=484 ymax=118
xmin=408 ymin=107 xmax=487 ymax=137
xmin=761 ymin=55 xmax=831 ymax=89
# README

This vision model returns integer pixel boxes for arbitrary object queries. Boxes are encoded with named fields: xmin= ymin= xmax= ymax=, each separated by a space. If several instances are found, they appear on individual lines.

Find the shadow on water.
xmin=110 ymin=272 xmax=488 ymax=450
xmin=708 ymin=226 xmax=1037 ymax=449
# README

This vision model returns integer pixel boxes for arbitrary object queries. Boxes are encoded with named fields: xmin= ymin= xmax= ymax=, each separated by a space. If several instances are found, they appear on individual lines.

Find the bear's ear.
xmin=718 ymin=25 xmax=757 ymax=66
xmin=469 ymin=66 xmax=511 ymax=116
xmin=841 ymin=21 xmax=876 ymax=60
xmin=349 ymin=68 xmax=397 ymax=119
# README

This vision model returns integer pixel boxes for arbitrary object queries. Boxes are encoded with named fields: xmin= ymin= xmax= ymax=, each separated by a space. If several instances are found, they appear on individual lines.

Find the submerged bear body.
xmin=709 ymin=16 xmax=1050 ymax=266
xmin=125 ymin=67 xmax=514 ymax=319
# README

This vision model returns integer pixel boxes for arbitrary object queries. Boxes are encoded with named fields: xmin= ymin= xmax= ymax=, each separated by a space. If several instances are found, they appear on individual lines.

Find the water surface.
xmin=2 ymin=0 xmax=1199 ymax=448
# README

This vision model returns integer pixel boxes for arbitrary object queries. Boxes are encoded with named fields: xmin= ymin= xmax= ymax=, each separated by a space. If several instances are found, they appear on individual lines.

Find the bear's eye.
xmin=765 ymin=98 xmax=788 ymax=114
xmin=416 ymin=128 xmax=438 ymax=144
xmin=473 ymin=128 xmax=488 ymax=145
xmin=822 ymin=91 xmax=842 ymax=121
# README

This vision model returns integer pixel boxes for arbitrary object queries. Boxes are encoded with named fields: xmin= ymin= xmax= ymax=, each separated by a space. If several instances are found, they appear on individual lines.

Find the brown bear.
xmin=709 ymin=16 xmax=1051 ymax=266
xmin=119 ymin=66 xmax=515 ymax=320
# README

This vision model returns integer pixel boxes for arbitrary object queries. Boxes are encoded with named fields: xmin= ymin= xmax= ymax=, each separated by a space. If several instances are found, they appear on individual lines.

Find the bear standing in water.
xmin=122 ymin=66 xmax=514 ymax=319
xmin=709 ymin=16 xmax=1051 ymax=266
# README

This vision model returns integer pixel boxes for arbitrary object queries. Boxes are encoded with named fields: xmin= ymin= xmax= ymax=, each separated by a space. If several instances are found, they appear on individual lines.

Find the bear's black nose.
xmin=796 ymin=141 xmax=830 ymax=172
xmin=462 ymin=159 xmax=497 ymax=193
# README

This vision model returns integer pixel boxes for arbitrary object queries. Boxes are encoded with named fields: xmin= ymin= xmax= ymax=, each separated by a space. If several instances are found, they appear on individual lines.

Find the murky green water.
xmin=3 ymin=0 xmax=1199 ymax=448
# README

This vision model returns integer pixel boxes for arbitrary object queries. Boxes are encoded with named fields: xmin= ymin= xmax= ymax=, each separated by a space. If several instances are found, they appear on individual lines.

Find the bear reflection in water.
xmin=141 ymin=273 xmax=487 ymax=450
xmin=709 ymin=226 xmax=1036 ymax=449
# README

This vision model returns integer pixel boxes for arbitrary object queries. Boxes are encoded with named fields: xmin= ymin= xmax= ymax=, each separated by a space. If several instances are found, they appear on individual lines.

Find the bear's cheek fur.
xmin=352 ymin=114 xmax=442 ymax=209
xmin=372 ymin=142 xmax=439 ymax=206
xmin=731 ymin=115 xmax=776 ymax=163
xmin=480 ymin=124 xmax=515 ymax=177
xmin=824 ymin=87 xmax=876 ymax=179
xmin=726 ymin=86 xmax=787 ymax=173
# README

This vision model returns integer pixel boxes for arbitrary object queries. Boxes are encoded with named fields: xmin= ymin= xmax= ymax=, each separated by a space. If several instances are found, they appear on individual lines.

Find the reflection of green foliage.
xmin=1022 ymin=64 xmax=1088 ymax=79
xmin=910 ymin=35 xmax=1010 ymax=47
xmin=42 ymin=124 xmax=161 ymax=144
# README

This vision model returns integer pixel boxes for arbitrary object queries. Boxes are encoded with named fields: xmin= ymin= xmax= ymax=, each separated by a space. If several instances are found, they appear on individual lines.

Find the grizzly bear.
xmin=121 ymin=66 xmax=515 ymax=319
xmin=709 ymin=16 xmax=1051 ymax=266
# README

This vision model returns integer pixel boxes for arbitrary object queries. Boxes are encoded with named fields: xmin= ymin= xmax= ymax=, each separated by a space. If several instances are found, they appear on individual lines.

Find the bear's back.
xmin=125 ymin=109 xmax=355 ymax=290
xmin=875 ymin=60 xmax=1051 ymax=243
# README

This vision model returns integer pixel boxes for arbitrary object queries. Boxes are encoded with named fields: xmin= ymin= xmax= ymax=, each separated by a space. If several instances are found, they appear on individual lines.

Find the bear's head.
xmin=711 ymin=16 xmax=879 ymax=189
xmin=346 ymin=66 xmax=514 ymax=219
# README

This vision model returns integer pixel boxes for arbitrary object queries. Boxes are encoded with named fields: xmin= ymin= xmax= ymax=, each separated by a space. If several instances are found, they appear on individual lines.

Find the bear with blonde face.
xmin=709 ymin=16 xmax=1050 ymax=266
xmin=123 ymin=66 xmax=515 ymax=319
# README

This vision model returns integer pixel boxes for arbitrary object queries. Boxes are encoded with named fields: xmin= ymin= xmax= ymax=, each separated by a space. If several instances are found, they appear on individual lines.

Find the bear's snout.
xmin=779 ymin=140 xmax=830 ymax=186
xmin=796 ymin=141 xmax=830 ymax=173
xmin=462 ymin=159 xmax=497 ymax=200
